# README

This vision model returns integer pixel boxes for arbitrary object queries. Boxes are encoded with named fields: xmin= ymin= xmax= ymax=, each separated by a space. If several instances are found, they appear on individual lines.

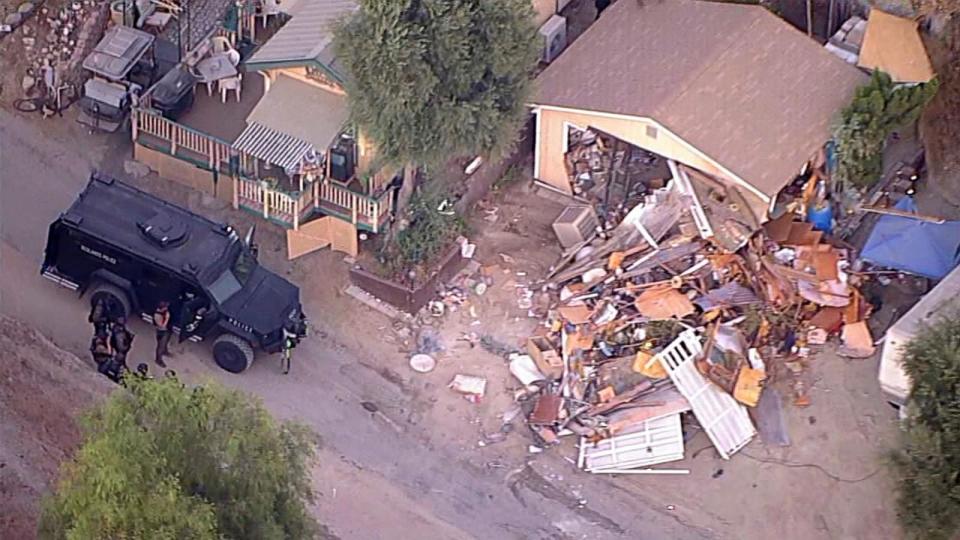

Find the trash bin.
xmin=807 ymin=203 xmax=833 ymax=234
xmin=151 ymin=65 xmax=197 ymax=120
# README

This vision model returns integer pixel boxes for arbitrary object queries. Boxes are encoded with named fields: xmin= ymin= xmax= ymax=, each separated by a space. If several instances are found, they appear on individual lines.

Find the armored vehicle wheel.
xmin=89 ymin=283 xmax=131 ymax=322
xmin=213 ymin=334 xmax=254 ymax=373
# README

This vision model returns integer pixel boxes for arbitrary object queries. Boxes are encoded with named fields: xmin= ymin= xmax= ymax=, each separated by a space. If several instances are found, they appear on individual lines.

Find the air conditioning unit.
xmin=539 ymin=15 xmax=567 ymax=64
xmin=552 ymin=205 xmax=598 ymax=248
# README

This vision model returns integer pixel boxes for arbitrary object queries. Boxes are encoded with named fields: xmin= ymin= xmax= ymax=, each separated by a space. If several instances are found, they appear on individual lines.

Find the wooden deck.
xmin=133 ymin=79 xmax=396 ymax=232
xmin=177 ymin=72 xmax=265 ymax=144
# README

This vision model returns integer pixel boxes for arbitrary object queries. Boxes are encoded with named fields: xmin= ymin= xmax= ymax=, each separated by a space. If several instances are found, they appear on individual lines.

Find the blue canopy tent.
xmin=860 ymin=197 xmax=960 ymax=279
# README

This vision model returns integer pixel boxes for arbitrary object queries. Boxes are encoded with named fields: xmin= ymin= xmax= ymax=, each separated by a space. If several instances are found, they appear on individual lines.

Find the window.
xmin=207 ymin=243 xmax=257 ymax=305
xmin=646 ymin=125 xmax=659 ymax=139
xmin=231 ymin=246 xmax=257 ymax=285
xmin=207 ymin=268 xmax=242 ymax=305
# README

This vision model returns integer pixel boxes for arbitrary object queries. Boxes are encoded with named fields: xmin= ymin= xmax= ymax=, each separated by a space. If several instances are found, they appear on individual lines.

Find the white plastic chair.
xmin=220 ymin=73 xmax=242 ymax=103
xmin=260 ymin=0 xmax=281 ymax=27
xmin=210 ymin=36 xmax=233 ymax=55
xmin=226 ymin=48 xmax=241 ymax=67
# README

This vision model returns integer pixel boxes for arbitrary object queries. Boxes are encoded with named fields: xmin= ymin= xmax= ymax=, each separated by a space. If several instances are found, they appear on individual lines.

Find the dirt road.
xmin=0 ymin=111 xmax=708 ymax=539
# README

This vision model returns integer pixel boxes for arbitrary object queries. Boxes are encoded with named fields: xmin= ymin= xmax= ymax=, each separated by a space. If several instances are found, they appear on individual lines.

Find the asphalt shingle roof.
xmin=246 ymin=0 xmax=356 ymax=71
xmin=534 ymin=0 xmax=868 ymax=198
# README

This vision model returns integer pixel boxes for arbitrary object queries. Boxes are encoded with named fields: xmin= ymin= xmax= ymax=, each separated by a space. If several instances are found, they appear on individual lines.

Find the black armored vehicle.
xmin=41 ymin=174 xmax=307 ymax=373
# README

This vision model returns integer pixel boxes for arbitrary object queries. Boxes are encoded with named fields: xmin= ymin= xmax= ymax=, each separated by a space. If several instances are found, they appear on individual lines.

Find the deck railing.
xmin=235 ymin=177 xmax=315 ymax=229
xmin=132 ymin=107 xmax=257 ymax=174
xmin=317 ymin=180 xmax=394 ymax=233
xmin=132 ymin=107 xmax=394 ymax=232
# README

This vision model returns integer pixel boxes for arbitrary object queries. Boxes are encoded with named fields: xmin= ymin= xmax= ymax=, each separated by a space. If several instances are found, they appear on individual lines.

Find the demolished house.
xmin=500 ymin=0 xmax=877 ymax=473
xmin=531 ymin=0 xmax=866 ymax=237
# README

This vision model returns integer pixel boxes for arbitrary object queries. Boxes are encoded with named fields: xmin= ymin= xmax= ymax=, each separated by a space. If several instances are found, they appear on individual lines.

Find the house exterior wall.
xmin=264 ymin=67 xmax=346 ymax=96
xmin=534 ymin=107 xmax=749 ymax=197
xmin=533 ymin=0 xmax=555 ymax=26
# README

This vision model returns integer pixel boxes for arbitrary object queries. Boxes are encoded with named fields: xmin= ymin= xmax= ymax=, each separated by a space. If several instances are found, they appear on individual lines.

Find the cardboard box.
xmin=527 ymin=336 xmax=563 ymax=379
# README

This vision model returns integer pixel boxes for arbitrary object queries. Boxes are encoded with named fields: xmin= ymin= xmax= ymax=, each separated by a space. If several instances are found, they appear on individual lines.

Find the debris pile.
xmin=497 ymin=167 xmax=881 ymax=474
xmin=563 ymin=127 xmax=672 ymax=229
xmin=14 ymin=0 xmax=108 ymax=96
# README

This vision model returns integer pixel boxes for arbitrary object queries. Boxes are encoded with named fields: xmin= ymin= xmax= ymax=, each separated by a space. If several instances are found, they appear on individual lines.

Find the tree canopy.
xmin=891 ymin=313 xmax=960 ymax=540
xmin=833 ymin=70 xmax=938 ymax=188
xmin=38 ymin=376 xmax=318 ymax=540
xmin=333 ymin=0 xmax=540 ymax=171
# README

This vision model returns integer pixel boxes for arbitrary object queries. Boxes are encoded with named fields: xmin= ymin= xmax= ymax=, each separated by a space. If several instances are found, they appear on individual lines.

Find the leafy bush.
xmin=834 ymin=71 xmax=939 ymax=188
xmin=384 ymin=187 xmax=466 ymax=276
xmin=39 ymin=377 xmax=319 ymax=540
xmin=891 ymin=312 xmax=960 ymax=540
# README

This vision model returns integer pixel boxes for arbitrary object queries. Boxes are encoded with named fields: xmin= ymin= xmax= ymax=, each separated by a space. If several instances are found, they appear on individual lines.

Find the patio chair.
xmin=260 ymin=0 xmax=281 ymax=27
xmin=220 ymin=73 xmax=242 ymax=103
xmin=226 ymin=48 xmax=241 ymax=67
xmin=211 ymin=36 xmax=234 ymax=55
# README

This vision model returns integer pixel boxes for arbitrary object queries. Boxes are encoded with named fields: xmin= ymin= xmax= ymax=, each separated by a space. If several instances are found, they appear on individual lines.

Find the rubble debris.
xmin=753 ymin=388 xmax=791 ymax=447
xmin=527 ymin=335 xmax=563 ymax=379
xmin=449 ymin=375 xmax=487 ymax=402
xmin=633 ymin=286 xmax=695 ymax=320
xmin=694 ymin=282 xmax=760 ymax=311
xmin=839 ymin=321 xmax=876 ymax=358
xmin=656 ymin=330 xmax=755 ymax=459
xmin=487 ymin=152 xmax=907 ymax=476
xmin=578 ymin=414 xmax=685 ymax=473
xmin=416 ymin=327 xmax=445 ymax=354
xmin=509 ymin=353 xmax=546 ymax=389
xmin=529 ymin=393 xmax=564 ymax=426
xmin=733 ymin=367 xmax=765 ymax=407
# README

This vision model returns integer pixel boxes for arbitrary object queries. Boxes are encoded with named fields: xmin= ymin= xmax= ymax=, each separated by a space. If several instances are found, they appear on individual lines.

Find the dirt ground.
xmin=1 ymin=99 xmax=908 ymax=538
xmin=0 ymin=0 xmax=94 ymax=108
xmin=0 ymin=316 xmax=111 ymax=538
xmin=349 ymin=170 xmax=904 ymax=540
xmin=921 ymin=17 xmax=960 ymax=207
xmin=1 ymin=3 xmax=949 ymax=536
xmin=2 ymin=108 xmax=704 ymax=539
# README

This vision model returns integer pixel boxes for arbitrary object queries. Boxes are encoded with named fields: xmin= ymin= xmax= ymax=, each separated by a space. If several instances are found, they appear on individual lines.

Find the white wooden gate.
xmin=578 ymin=413 xmax=685 ymax=473
xmin=655 ymin=330 xmax=755 ymax=459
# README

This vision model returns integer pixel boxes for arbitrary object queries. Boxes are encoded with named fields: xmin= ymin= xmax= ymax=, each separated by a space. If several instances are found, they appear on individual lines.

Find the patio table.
xmin=194 ymin=53 xmax=238 ymax=85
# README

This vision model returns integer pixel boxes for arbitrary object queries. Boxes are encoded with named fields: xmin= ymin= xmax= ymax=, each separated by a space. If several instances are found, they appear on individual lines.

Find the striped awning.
xmin=232 ymin=122 xmax=316 ymax=173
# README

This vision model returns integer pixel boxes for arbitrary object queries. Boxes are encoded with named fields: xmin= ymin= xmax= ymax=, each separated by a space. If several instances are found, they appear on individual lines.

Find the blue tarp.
xmin=861 ymin=197 xmax=960 ymax=279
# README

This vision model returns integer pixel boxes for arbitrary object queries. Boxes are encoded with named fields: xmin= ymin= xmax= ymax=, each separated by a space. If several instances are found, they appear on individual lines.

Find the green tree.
xmin=891 ymin=313 xmax=960 ymax=540
xmin=909 ymin=0 xmax=960 ymax=17
xmin=833 ymin=70 xmax=938 ymax=188
xmin=39 ymin=376 xmax=318 ymax=540
xmin=333 ymin=0 xmax=540 ymax=213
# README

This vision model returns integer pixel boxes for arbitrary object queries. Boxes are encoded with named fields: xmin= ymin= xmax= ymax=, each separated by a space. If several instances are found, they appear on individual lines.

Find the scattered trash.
xmin=449 ymin=374 xmax=487 ymax=401
xmin=508 ymin=353 xmax=546 ymax=388
xmin=480 ymin=334 xmax=518 ymax=357
xmin=416 ymin=327 xmax=445 ymax=355
xmin=409 ymin=354 xmax=436 ymax=373
xmin=427 ymin=148 xmax=944 ymax=482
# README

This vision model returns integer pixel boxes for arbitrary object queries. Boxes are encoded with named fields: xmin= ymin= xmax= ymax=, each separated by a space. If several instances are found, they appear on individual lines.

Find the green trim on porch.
xmin=244 ymin=58 xmax=346 ymax=84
